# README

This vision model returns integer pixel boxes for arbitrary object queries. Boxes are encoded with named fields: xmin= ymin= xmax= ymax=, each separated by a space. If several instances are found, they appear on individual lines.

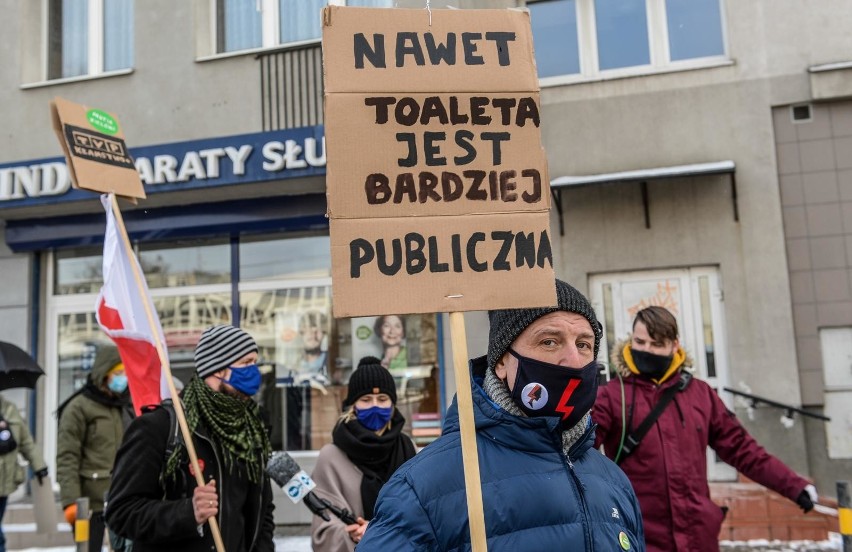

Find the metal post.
xmin=839 ymin=481 xmax=852 ymax=552
xmin=74 ymin=497 xmax=90 ymax=552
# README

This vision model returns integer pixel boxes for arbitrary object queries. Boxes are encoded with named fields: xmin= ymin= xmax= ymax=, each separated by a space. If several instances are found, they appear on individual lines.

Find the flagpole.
xmin=108 ymin=193 xmax=226 ymax=552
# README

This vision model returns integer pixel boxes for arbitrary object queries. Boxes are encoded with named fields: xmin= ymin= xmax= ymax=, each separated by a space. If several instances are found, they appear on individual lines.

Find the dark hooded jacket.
xmin=358 ymin=357 xmax=644 ymax=552
xmin=105 ymin=404 xmax=275 ymax=552
xmin=56 ymin=344 xmax=132 ymax=511
xmin=0 ymin=395 xmax=47 ymax=497
xmin=593 ymin=340 xmax=810 ymax=552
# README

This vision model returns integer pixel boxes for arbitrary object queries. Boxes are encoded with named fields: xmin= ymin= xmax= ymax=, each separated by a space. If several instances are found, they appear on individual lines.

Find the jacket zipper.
xmin=248 ymin=461 xmax=265 ymax=548
xmin=565 ymin=456 xmax=594 ymax=551
xmin=196 ymin=431 xmax=225 ymax=541
xmin=196 ymin=430 xmax=264 ymax=549
xmin=562 ymin=428 xmax=595 ymax=552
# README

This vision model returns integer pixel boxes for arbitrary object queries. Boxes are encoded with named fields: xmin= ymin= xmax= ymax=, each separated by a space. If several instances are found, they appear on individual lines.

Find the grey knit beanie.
xmin=195 ymin=325 xmax=258 ymax=379
xmin=487 ymin=279 xmax=602 ymax=370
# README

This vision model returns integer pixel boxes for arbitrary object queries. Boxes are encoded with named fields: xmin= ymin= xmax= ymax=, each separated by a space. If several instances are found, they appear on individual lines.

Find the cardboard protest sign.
xmin=51 ymin=97 xmax=145 ymax=200
xmin=323 ymin=6 xmax=555 ymax=318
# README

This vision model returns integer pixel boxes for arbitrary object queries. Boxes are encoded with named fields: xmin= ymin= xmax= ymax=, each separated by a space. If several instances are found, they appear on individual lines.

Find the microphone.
xmin=266 ymin=451 xmax=357 ymax=525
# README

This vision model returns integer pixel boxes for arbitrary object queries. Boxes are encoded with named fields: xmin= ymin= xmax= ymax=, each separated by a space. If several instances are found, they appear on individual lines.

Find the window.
xmin=47 ymin=233 xmax=445 ymax=459
xmin=240 ymin=235 xmax=331 ymax=282
xmin=595 ymin=0 xmax=651 ymax=70
xmin=216 ymin=0 xmax=392 ymax=54
xmin=529 ymin=0 xmax=580 ymax=77
xmin=54 ymin=248 xmax=103 ymax=294
xmin=820 ymin=328 xmax=852 ymax=459
xmin=528 ymin=0 xmax=726 ymax=80
xmin=48 ymin=0 xmax=134 ymax=80
xmin=138 ymin=241 xmax=231 ymax=288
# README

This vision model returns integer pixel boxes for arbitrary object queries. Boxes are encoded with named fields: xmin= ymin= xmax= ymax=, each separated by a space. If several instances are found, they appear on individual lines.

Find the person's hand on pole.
xmin=346 ymin=516 xmax=368 ymax=544
xmin=192 ymin=479 xmax=219 ymax=525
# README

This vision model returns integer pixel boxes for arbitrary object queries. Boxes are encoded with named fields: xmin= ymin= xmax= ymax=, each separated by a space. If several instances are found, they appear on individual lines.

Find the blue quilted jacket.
xmin=358 ymin=356 xmax=645 ymax=552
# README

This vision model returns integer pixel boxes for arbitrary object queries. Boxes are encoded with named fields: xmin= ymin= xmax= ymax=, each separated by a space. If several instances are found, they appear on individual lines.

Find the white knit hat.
xmin=194 ymin=325 xmax=258 ymax=378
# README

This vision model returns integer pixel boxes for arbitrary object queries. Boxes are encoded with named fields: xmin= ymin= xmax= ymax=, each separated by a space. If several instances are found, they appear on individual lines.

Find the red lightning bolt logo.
xmin=555 ymin=379 xmax=581 ymax=421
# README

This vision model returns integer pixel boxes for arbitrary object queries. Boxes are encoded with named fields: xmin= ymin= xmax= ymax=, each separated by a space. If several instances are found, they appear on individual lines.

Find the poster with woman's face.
xmin=274 ymin=308 xmax=331 ymax=386
xmin=352 ymin=314 xmax=411 ymax=373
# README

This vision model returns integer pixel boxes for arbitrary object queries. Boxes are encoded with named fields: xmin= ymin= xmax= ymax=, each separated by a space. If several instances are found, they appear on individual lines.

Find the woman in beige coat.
xmin=310 ymin=357 xmax=415 ymax=552
xmin=0 ymin=393 xmax=48 ymax=552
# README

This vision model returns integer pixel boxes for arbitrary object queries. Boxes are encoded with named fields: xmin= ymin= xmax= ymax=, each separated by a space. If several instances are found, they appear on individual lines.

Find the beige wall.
xmin=775 ymin=100 xmax=852 ymax=405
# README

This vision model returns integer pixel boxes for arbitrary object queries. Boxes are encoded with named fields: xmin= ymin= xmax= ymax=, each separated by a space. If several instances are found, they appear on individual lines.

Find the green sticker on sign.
xmin=86 ymin=109 xmax=119 ymax=135
xmin=618 ymin=531 xmax=630 ymax=550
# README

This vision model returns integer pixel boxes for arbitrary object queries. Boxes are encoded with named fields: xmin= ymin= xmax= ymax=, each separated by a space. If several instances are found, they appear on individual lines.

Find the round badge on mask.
xmin=520 ymin=382 xmax=549 ymax=410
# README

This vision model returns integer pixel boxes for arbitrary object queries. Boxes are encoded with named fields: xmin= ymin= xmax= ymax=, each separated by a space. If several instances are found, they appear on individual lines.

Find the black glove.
xmin=796 ymin=489 xmax=814 ymax=513
xmin=35 ymin=468 xmax=48 ymax=486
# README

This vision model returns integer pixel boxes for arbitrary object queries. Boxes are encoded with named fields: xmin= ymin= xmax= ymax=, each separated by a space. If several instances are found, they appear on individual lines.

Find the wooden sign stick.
xmin=108 ymin=194 xmax=226 ymax=552
xmin=449 ymin=311 xmax=488 ymax=551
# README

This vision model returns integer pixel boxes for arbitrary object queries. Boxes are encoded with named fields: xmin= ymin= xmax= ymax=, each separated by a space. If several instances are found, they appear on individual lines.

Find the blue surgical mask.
xmin=355 ymin=406 xmax=393 ymax=431
xmin=108 ymin=373 xmax=128 ymax=394
xmin=221 ymin=364 xmax=261 ymax=396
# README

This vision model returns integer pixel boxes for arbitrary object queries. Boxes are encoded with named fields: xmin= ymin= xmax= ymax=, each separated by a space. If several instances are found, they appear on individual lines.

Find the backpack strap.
xmin=616 ymin=371 xmax=692 ymax=465
xmin=140 ymin=400 xmax=182 ymax=462
xmin=160 ymin=399 xmax=182 ymax=461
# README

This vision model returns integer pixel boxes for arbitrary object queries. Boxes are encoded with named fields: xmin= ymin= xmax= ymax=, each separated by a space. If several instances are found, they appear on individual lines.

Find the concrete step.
xmin=4 ymin=500 xmax=74 ymax=551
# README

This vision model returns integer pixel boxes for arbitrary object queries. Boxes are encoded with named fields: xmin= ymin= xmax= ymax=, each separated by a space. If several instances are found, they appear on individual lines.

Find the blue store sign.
xmin=0 ymin=126 xmax=326 ymax=208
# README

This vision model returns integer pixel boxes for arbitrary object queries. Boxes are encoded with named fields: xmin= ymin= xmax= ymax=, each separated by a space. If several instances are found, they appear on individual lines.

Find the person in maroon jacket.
xmin=593 ymin=306 xmax=817 ymax=552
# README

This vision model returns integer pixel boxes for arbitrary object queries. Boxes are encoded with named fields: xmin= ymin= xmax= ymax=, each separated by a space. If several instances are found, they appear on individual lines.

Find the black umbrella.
xmin=0 ymin=341 xmax=45 ymax=391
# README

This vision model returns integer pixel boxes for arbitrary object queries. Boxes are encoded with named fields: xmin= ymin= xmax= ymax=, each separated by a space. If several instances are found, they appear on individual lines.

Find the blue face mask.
xmin=221 ymin=364 xmax=261 ymax=396
xmin=108 ymin=373 xmax=128 ymax=394
xmin=355 ymin=406 xmax=393 ymax=431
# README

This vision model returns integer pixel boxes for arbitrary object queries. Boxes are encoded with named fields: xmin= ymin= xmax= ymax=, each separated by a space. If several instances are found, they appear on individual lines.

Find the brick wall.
xmin=710 ymin=478 xmax=838 ymax=541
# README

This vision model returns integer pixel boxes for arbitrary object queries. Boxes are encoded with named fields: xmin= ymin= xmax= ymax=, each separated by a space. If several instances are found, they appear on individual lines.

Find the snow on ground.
xmin=10 ymin=535 xmax=312 ymax=552
xmin=6 ymin=531 xmax=842 ymax=551
xmin=9 ymin=536 xmax=844 ymax=552
xmin=720 ymin=533 xmax=843 ymax=551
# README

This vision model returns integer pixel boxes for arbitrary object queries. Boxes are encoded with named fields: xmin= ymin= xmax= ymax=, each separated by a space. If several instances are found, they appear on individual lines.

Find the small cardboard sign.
xmin=323 ymin=6 xmax=556 ymax=318
xmin=50 ymin=97 xmax=146 ymax=200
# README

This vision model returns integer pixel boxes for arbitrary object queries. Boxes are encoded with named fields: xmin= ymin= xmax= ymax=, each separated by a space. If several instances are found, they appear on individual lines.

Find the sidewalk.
xmin=3 ymin=521 xmax=312 ymax=552
xmin=8 ymin=535 xmax=311 ymax=552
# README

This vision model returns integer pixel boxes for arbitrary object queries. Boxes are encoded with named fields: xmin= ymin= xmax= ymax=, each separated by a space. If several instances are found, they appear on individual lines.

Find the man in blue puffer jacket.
xmin=359 ymin=279 xmax=644 ymax=551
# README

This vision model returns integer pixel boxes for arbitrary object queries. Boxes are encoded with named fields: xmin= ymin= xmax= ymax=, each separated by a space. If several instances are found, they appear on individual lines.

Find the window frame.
xmin=46 ymin=0 xmax=133 ymax=81
xmin=212 ymin=0 xmax=346 ymax=56
xmin=527 ymin=0 xmax=729 ymax=86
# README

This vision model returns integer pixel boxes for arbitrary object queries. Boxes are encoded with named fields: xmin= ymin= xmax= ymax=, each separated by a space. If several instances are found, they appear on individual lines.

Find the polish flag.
xmin=95 ymin=194 xmax=170 ymax=415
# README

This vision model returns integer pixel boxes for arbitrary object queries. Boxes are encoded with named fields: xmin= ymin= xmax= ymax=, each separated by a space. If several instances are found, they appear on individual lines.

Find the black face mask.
xmin=629 ymin=348 xmax=673 ymax=380
xmin=507 ymin=348 xmax=599 ymax=431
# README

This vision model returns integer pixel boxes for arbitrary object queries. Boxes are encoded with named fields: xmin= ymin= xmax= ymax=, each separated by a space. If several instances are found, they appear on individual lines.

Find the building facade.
xmin=0 ymin=0 xmax=850 ymax=526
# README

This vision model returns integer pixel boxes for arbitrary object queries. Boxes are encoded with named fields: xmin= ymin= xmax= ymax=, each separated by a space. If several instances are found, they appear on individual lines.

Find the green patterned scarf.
xmin=165 ymin=376 xmax=271 ymax=483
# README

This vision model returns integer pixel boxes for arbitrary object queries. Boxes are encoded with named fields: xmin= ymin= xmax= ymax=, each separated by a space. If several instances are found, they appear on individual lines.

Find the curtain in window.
xmin=220 ymin=0 xmax=262 ymax=52
xmin=279 ymin=0 xmax=325 ymax=44
xmin=104 ymin=0 xmax=134 ymax=71
xmin=62 ymin=0 xmax=89 ymax=78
